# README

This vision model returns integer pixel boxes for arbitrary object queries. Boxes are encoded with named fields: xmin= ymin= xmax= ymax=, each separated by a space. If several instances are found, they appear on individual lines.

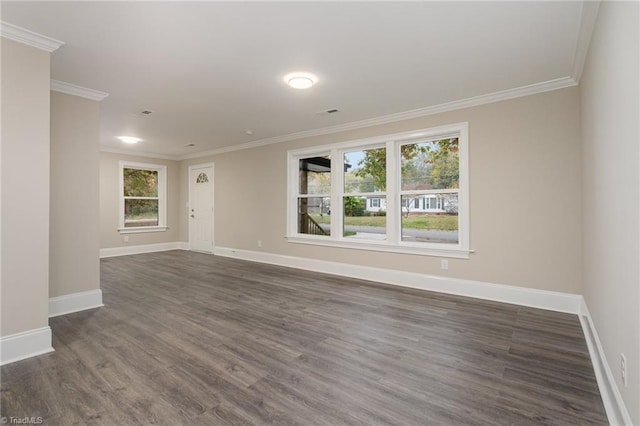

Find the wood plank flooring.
xmin=1 ymin=251 xmax=607 ymax=425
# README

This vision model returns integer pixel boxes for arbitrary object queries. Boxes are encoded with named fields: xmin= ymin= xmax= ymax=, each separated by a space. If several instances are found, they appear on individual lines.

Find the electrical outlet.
xmin=621 ymin=353 xmax=627 ymax=387
xmin=440 ymin=259 xmax=448 ymax=270
xmin=257 ymin=240 xmax=262 ymax=248
xmin=123 ymin=235 xmax=129 ymax=243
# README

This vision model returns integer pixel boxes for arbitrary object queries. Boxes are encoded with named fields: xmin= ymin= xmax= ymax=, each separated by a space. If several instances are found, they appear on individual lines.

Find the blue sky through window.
xmin=344 ymin=150 xmax=365 ymax=171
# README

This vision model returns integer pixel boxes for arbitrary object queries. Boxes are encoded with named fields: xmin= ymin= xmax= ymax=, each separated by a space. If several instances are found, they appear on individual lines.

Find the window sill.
xmin=118 ymin=226 xmax=168 ymax=234
xmin=286 ymin=235 xmax=471 ymax=259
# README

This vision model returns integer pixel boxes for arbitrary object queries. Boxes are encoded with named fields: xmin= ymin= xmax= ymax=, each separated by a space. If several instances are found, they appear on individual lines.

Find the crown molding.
xmin=100 ymin=146 xmax=177 ymax=161
xmin=51 ymin=80 xmax=109 ymax=102
xmin=571 ymin=1 xmax=601 ymax=83
xmin=0 ymin=21 xmax=64 ymax=53
xmin=178 ymin=76 xmax=577 ymax=161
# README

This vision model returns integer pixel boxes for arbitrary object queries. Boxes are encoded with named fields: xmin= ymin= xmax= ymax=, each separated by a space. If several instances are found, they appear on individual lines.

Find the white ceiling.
xmin=3 ymin=2 xmax=586 ymax=158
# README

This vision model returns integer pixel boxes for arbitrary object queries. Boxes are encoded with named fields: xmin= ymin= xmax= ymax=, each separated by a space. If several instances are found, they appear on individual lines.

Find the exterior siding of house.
xmin=366 ymin=196 xmax=449 ymax=214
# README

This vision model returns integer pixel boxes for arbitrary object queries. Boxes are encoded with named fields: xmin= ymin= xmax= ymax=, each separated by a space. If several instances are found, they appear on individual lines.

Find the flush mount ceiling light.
xmin=283 ymin=72 xmax=318 ymax=89
xmin=117 ymin=136 xmax=142 ymax=144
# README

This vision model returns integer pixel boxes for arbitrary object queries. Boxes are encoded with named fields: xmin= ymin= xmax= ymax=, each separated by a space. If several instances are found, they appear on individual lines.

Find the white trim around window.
xmin=287 ymin=123 xmax=470 ymax=258
xmin=118 ymin=161 xmax=168 ymax=233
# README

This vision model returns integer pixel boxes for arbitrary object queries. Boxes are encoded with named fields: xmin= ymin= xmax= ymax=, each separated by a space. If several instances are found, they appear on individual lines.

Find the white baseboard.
xmin=213 ymin=247 xmax=582 ymax=314
xmin=0 ymin=291 xmax=103 ymax=366
xmin=579 ymin=299 xmax=632 ymax=426
xmin=0 ymin=327 xmax=54 ymax=366
xmin=100 ymin=241 xmax=188 ymax=258
xmin=49 ymin=289 xmax=104 ymax=318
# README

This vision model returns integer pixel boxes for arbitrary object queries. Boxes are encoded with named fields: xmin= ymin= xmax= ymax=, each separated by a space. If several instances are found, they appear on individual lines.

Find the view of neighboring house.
xmin=366 ymin=195 xmax=455 ymax=214
xmin=303 ymin=194 xmax=457 ymax=216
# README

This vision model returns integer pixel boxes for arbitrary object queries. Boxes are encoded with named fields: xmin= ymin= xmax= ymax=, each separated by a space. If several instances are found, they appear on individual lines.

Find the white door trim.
xmin=188 ymin=163 xmax=215 ymax=252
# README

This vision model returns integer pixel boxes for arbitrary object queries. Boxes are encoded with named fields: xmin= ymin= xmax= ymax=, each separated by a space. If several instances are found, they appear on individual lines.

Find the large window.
xmin=119 ymin=161 xmax=167 ymax=233
xmin=287 ymin=123 xmax=469 ymax=258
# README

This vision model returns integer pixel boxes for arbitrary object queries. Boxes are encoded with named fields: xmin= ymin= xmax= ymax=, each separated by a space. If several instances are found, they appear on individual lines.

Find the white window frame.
xmin=287 ymin=122 xmax=470 ymax=258
xmin=118 ymin=161 xmax=168 ymax=234
xmin=294 ymin=152 xmax=332 ymax=236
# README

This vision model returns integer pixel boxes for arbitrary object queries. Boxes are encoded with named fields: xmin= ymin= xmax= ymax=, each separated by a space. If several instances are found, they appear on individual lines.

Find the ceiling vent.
xmin=317 ymin=108 xmax=340 ymax=115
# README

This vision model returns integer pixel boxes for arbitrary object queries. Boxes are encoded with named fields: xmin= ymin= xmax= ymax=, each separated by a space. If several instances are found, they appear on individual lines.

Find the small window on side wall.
xmin=119 ymin=161 xmax=167 ymax=233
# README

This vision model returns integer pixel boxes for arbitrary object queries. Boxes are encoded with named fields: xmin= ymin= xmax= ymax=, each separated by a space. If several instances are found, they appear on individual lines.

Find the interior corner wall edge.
xmin=579 ymin=1 xmax=640 ymax=423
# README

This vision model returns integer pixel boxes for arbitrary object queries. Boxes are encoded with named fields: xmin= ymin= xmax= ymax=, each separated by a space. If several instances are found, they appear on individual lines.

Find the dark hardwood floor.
xmin=1 ymin=251 xmax=607 ymax=425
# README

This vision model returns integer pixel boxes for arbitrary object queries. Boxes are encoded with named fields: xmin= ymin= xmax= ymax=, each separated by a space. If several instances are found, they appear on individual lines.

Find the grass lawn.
xmin=311 ymin=214 xmax=458 ymax=231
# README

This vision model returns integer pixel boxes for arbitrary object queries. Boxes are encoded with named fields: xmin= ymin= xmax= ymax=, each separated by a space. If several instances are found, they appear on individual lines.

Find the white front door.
xmin=189 ymin=165 xmax=214 ymax=253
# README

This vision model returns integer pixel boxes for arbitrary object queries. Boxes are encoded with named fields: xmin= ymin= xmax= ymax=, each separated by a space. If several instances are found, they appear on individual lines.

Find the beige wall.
xmin=100 ymin=152 xmax=180 ymax=248
xmin=0 ymin=39 xmax=51 ymax=336
xmin=50 ymin=91 xmax=101 ymax=298
xmin=580 ymin=1 xmax=640 ymax=423
xmin=179 ymin=87 xmax=582 ymax=294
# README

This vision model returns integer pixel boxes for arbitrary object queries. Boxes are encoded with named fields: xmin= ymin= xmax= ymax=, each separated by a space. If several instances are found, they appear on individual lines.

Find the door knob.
xmin=190 ymin=214 xmax=195 ymax=218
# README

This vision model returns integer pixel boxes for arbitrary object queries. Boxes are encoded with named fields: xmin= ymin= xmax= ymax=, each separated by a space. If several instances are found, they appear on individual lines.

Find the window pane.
xmin=298 ymin=197 xmax=330 ymax=235
xmin=343 ymin=196 xmax=386 ymax=240
xmin=124 ymin=168 xmax=158 ymax=197
xmin=401 ymin=193 xmax=458 ymax=244
xmin=401 ymin=138 xmax=459 ymax=190
xmin=124 ymin=199 xmax=159 ymax=227
xmin=344 ymin=148 xmax=386 ymax=193
xmin=299 ymin=155 xmax=331 ymax=195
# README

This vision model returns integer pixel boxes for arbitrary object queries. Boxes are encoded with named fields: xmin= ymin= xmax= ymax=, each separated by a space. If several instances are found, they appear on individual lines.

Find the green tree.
xmin=344 ymin=196 xmax=366 ymax=217
xmin=358 ymin=174 xmax=376 ymax=193
xmin=355 ymin=139 xmax=459 ymax=191
xmin=124 ymin=169 xmax=158 ymax=197
xmin=305 ymin=170 xmax=331 ymax=194
xmin=124 ymin=169 xmax=158 ymax=220
xmin=354 ymin=148 xmax=388 ymax=190
xmin=430 ymin=149 xmax=459 ymax=189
